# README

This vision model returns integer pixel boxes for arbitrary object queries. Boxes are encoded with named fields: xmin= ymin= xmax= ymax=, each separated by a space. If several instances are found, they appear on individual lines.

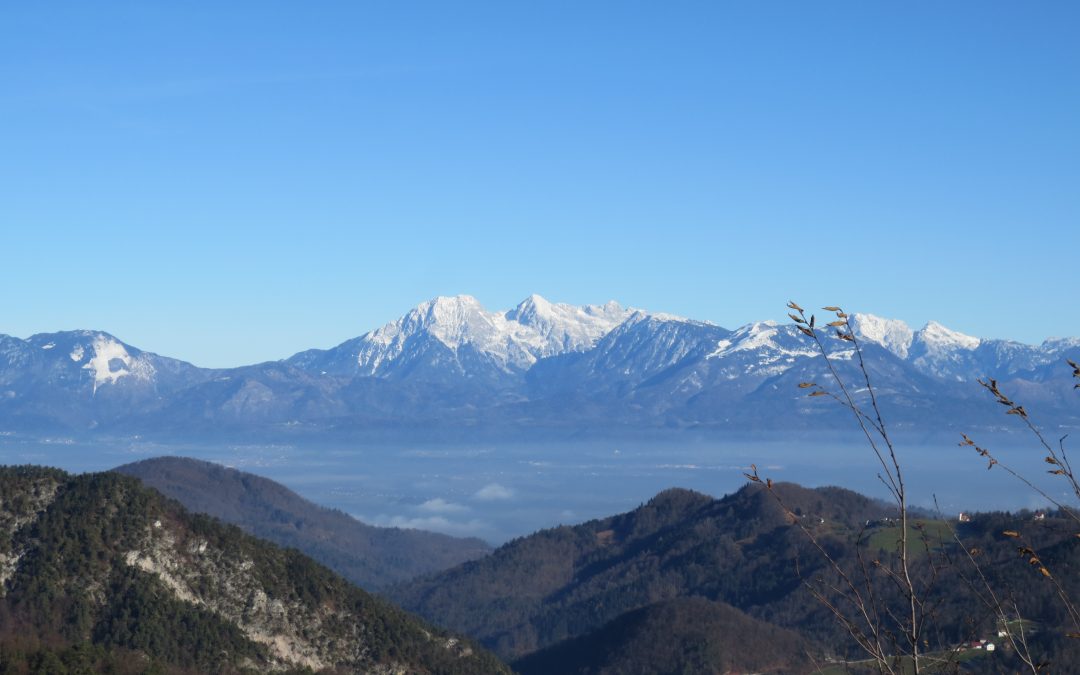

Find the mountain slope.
xmin=512 ymin=597 xmax=811 ymax=675
xmin=114 ymin=456 xmax=491 ymax=590
xmin=389 ymin=481 xmax=1080 ymax=668
xmin=0 ymin=330 xmax=212 ymax=432
xmin=0 ymin=466 xmax=511 ymax=674
xmin=387 ymin=483 xmax=883 ymax=660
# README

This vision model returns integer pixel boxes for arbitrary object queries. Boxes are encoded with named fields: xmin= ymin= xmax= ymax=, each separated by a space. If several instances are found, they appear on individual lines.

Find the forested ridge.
xmin=391 ymin=482 xmax=1080 ymax=672
xmin=0 ymin=466 xmax=510 ymax=675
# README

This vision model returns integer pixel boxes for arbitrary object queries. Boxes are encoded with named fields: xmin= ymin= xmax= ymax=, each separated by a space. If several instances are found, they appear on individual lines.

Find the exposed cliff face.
xmin=0 ymin=467 xmax=510 ymax=675
xmin=0 ymin=469 xmax=62 ymax=593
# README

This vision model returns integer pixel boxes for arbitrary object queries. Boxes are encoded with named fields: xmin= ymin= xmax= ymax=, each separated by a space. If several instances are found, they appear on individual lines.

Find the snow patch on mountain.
xmin=708 ymin=321 xmax=812 ymax=359
xmin=706 ymin=321 xmax=817 ymax=377
xmin=712 ymin=321 xmax=781 ymax=355
xmin=82 ymin=335 xmax=155 ymax=392
xmin=851 ymin=314 xmax=914 ymax=358
xmin=70 ymin=345 xmax=85 ymax=362
xmin=1043 ymin=336 xmax=1080 ymax=352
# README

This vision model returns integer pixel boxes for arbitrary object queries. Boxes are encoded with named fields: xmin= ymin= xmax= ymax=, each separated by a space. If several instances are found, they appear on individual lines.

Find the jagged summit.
xmin=850 ymin=313 xmax=915 ymax=358
xmin=506 ymin=294 xmax=631 ymax=355
xmin=917 ymin=320 xmax=981 ymax=351
xmin=297 ymin=294 xmax=638 ymax=378
xmin=357 ymin=294 xmax=518 ymax=370
xmin=850 ymin=314 xmax=982 ymax=358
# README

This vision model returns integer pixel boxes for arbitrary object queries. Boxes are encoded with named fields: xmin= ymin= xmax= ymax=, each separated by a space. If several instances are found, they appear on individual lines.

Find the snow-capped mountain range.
xmin=1 ymin=295 xmax=1078 ymax=438
xmin=288 ymin=295 xmax=634 ymax=380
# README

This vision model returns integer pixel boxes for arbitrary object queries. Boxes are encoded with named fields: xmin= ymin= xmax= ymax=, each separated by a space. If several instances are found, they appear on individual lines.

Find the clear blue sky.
xmin=3 ymin=2 xmax=1077 ymax=367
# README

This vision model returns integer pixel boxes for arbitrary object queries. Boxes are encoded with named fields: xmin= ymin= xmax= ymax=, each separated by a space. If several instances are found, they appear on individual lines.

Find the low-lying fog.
xmin=2 ymin=433 xmax=1070 ymax=544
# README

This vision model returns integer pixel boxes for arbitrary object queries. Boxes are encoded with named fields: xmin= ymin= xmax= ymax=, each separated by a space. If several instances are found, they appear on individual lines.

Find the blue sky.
xmin=3 ymin=2 xmax=1078 ymax=367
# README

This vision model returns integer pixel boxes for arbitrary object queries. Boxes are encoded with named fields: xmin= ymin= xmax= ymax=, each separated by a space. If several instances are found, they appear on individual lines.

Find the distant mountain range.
xmin=2 ymin=295 xmax=1078 ymax=439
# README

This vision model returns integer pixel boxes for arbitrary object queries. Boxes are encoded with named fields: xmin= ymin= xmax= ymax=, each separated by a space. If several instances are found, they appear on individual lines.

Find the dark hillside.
xmin=389 ymin=482 xmax=883 ymax=659
xmin=513 ymin=596 xmax=812 ymax=675
xmin=114 ymin=456 xmax=491 ymax=589
xmin=391 ymin=481 xmax=1080 ymax=670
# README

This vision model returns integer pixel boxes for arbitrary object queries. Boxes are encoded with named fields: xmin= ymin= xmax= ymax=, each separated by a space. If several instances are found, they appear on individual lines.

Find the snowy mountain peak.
xmin=916 ymin=321 xmax=981 ymax=351
xmin=508 ymin=294 xmax=628 ymax=324
xmin=357 ymin=295 xmax=507 ymax=371
xmin=510 ymin=293 xmax=554 ymax=317
xmin=407 ymin=295 xmax=493 ymax=347
xmin=506 ymin=295 xmax=632 ymax=355
xmin=709 ymin=321 xmax=808 ymax=358
xmin=641 ymin=310 xmax=697 ymax=325
xmin=1042 ymin=336 xmax=1080 ymax=351
xmin=420 ymin=294 xmax=483 ymax=315
xmin=353 ymin=295 xmax=637 ymax=376
xmin=850 ymin=313 xmax=915 ymax=358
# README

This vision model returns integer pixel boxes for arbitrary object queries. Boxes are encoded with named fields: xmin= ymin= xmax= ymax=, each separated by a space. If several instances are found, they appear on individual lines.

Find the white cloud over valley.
xmin=473 ymin=483 xmax=514 ymax=501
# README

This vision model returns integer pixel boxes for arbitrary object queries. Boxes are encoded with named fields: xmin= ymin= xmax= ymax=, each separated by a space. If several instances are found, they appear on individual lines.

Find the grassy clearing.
xmin=864 ymin=519 xmax=953 ymax=557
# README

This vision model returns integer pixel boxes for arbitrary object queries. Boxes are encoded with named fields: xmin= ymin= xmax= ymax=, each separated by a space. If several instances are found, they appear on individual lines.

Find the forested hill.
xmin=0 ymin=466 xmax=511 ymax=675
xmin=388 ymin=482 xmax=884 ymax=663
xmin=513 ymin=596 xmax=811 ymax=675
xmin=114 ymin=456 xmax=491 ymax=590
xmin=390 ymin=482 xmax=1080 ymax=672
